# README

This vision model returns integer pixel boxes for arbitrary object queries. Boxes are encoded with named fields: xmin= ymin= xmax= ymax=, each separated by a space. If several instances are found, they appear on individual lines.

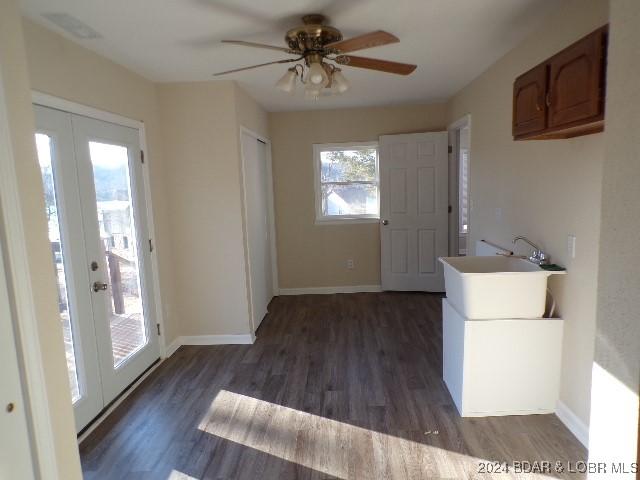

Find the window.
xmin=458 ymin=126 xmax=470 ymax=235
xmin=459 ymin=147 xmax=469 ymax=234
xmin=313 ymin=142 xmax=379 ymax=223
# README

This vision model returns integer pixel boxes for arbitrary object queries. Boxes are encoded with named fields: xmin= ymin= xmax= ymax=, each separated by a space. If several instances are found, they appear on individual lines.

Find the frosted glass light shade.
xmin=307 ymin=62 xmax=328 ymax=86
xmin=331 ymin=70 xmax=350 ymax=93
xmin=304 ymin=83 xmax=322 ymax=100
xmin=275 ymin=69 xmax=297 ymax=93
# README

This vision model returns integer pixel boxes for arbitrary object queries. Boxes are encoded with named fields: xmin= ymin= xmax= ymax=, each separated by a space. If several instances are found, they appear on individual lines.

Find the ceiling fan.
xmin=214 ymin=14 xmax=417 ymax=99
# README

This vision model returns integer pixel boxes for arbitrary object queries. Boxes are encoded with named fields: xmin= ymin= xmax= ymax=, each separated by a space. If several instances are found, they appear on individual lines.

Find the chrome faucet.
xmin=513 ymin=236 xmax=549 ymax=265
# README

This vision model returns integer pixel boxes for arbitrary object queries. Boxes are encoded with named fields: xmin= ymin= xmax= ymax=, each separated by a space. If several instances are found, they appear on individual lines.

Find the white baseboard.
xmin=164 ymin=334 xmax=255 ymax=358
xmin=278 ymin=285 xmax=382 ymax=295
xmin=556 ymin=400 xmax=589 ymax=448
xmin=182 ymin=334 xmax=254 ymax=345
xmin=165 ymin=337 xmax=182 ymax=358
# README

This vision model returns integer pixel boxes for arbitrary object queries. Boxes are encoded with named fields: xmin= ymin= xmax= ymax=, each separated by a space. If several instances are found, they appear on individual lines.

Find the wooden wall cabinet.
xmin=513 ymin=25 xmax=608 ymax=140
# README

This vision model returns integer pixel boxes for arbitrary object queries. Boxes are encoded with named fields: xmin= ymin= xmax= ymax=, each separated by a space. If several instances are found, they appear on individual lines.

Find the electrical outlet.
xmin=568 ymin=235 xmax=576 ymax=259
xmin=346 ymin=259 xmax=354 ymax=270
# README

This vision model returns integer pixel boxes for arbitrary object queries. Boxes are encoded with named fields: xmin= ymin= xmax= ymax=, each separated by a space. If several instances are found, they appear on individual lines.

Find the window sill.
xmin=315 ymin=217 xmax=380 ymax=226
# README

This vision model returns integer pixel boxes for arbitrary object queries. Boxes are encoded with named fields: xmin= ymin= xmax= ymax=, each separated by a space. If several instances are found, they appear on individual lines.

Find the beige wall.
xmin=22 ymin=18 xmax=271 ymax=341
xmin=21 ymin=19 xmax=180 ymax=345
xmin=589 ymin=0 xmax=639 ymax=471
xmin=270 ymin=104 xmax=447 ymax=289
xmin=235 ymin=84 xmax=269 ymax=139
xmin=158 ymin=81 xmax=259 ymax=336
xmin=0 ymin=2 xmax=81 ymax=478
xmin=447 ymin=0 xmax=609 ymax=427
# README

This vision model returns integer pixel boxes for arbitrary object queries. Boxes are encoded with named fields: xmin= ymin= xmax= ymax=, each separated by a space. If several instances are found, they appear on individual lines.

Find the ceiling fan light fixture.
xmin=307 ymin=61 xmax=329 ymax=87
xmin=214 ymin=15 xmax=417 ymax=102
xmin=304 ymin=83 xmax=323 ymax=100
xmin=331 ymin=69 xmax=350 ymax=93
xmin=275 ymin=68 xmax=298 ymax=93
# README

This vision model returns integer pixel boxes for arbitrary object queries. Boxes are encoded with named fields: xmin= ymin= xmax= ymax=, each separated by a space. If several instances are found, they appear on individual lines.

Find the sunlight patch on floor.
xmin=167 ymin=470 xmax=198 ymax=480
xmin=194 ymin=389 xmax=562 ymax=480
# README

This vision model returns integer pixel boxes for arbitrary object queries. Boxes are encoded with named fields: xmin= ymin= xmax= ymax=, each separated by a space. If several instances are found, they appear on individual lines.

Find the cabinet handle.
xmin=545 ymin=92 xmax=552 ymax=107
xmin=535 ymin=103 xmax=542 ymax=112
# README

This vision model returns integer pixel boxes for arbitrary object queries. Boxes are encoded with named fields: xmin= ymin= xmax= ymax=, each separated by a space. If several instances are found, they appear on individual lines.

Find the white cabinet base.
xmin=442 ymin=298 xmax=563 ymax=417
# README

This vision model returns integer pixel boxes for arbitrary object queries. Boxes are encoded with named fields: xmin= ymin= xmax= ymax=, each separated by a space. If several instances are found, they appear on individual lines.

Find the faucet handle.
xmin=530 ymin=250 xmax=549 ymax=265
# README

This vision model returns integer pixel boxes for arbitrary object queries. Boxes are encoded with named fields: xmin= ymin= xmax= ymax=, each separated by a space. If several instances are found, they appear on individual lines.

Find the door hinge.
xmin=140 ymin=150 xmax=145 ymax=164
xmin=448 ymin=145 xmax=453 ymax=154
xmin=448 ymin=205 xmax=453 ymax=213
xmin=156 ymin=323 xmax=161 ymax=336
xmin=149 ymin=238 xmax=154 ymax=253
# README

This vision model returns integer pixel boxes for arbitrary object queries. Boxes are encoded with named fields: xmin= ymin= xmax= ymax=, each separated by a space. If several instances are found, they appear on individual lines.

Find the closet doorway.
xmin=240 ymin=128 xmax=277 ymax=332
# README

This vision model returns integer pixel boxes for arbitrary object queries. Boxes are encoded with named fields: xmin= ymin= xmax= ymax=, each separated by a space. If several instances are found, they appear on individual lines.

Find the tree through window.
xmin=314 ymin=143 xmax=379 ymax=222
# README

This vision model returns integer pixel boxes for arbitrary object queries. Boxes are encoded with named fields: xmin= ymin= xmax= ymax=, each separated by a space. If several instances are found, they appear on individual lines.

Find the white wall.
xmin=588 ymin=0 xmax=640 ymax=474
xmin=0 ymin=2 xmax=82 ymax=478
xmin=447 ymin=0 xmax=609 ymax=428
xmin=270 ymin=104 xmax=447 ymax=289
xmin=21 ymin=18 xmax=179 ymax=346
xmin=158 ymin=81 xmax=267 ymax=337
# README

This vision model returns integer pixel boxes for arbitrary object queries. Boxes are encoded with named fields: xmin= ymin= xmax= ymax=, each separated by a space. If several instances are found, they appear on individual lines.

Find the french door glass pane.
xmin=35 ymin=133 xmax=81 ymax=403
xmin=88 ymin=141 xmax=147 ymax=367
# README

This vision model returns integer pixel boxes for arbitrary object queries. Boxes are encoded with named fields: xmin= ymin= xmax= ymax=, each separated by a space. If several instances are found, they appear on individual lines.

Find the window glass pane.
xmin=320 ymin=148 xmax=377 ymax=182
xmin=321 ymin=183 xmax=378 ymax=216
xmin=89 ymin=141 xmax=148 ymax=367
xmin=459 ymin=149 xmax=469 ymax=234
xmin=35 ymin=133 xmax=81 ymax=403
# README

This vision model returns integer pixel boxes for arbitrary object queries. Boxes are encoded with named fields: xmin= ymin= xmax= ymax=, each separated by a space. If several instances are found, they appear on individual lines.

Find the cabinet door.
xmin=512 ymin=64 xmax=547 ymax=137
xmin=548 ymin=28 xmax=606 ymax=128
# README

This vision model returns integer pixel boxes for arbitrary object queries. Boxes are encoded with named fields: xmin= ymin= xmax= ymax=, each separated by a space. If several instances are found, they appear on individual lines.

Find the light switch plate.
xmin=568 ymin=235 xmax=576 ymax=259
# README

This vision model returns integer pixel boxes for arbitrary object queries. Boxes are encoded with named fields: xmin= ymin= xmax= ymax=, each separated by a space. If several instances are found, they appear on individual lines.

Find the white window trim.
xmin=313 ymin=141 xmax=380 ymax=225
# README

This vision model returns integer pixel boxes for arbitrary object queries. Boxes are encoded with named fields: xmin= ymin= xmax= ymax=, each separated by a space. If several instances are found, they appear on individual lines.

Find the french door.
xmin=34 ymin=105 xmax=159 ymax=432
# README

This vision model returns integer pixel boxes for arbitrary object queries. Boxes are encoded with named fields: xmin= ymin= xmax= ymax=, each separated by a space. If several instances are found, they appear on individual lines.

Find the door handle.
xmin=381 ymin=219 xmax=389 ymax=225
xmin=92 ymin=281 xmax=108 ymax=293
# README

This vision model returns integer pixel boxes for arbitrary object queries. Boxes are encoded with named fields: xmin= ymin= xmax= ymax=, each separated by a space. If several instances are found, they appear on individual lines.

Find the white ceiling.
xmin=20 ymin=0 xmax=557 ymax=112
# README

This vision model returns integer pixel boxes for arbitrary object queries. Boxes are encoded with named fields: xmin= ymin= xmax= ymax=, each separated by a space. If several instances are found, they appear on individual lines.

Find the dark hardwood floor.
xmin=80 ymin=293 xmax=586 ymax=479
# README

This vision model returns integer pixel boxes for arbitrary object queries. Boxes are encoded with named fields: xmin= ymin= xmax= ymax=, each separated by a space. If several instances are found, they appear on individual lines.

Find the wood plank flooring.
xmin=80 ymin=293 xmax=586 ymax=479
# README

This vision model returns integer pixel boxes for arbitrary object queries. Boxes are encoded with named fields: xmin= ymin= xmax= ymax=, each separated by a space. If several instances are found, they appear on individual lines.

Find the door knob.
xmin=382 ymin=220 xmax=389 ymax=225
xmin=92 ymin=281 xmax=108 ymax=292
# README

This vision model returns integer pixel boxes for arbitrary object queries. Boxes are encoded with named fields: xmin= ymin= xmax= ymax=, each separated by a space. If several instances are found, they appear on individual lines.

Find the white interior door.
xmin=34 ymin=105 xmax=159 ymax=432
xmin=0 ymin=235 xmax=37 ymax=479
xmin=379 ymin=132 xmax=449 ymax=291
xmin=241 ymin=132 xmax=273 ymax=331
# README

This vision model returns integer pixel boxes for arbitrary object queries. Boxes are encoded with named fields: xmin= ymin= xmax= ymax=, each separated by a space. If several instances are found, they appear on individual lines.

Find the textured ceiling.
xmin=20 ymin=0 xmax=557 ymax=111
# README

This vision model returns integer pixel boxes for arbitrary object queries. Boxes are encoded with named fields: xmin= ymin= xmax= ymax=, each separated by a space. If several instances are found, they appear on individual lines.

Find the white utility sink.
xmin=439 ymin=255 xmax=565 ymax=319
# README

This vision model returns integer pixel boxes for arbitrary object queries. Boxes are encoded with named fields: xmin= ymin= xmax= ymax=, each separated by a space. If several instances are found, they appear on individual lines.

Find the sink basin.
xmin=438 ymin=256 xmax=566 ymax=319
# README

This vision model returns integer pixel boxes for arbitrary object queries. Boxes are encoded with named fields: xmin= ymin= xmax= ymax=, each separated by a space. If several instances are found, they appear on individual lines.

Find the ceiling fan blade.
xmin=213 ymin=58 xmax=301 ymax=76
xmin=326 ymin=31 xmax=399 ymax=53
xmin=221 ymin=40 xmax=295 ymax=53
xmin=335 ymin=55 xmax=417 ymax=75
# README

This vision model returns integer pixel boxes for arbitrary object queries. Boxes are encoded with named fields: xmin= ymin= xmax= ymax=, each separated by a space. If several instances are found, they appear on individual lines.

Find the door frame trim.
xmin=32 ymin=91 xmax=168 ymax=358
xmin=239 ymin=126 xmax=279 ymax=333
xmin=0 ymin=71 xmax=59 ymax=478
xmin=447 ymin=114 xmax=472 ymax=257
